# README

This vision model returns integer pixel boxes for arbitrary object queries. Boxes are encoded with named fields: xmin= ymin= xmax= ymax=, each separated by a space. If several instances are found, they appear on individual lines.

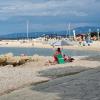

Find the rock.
xmin=0 ymin=57 xmax=7 ymax=66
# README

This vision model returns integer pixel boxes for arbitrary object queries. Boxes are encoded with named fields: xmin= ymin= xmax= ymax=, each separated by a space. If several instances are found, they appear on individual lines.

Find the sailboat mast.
xmin=68 ymin=23 xmax=71 ymax=38
xmin=27 ymin=20 xmax=29 ymax=40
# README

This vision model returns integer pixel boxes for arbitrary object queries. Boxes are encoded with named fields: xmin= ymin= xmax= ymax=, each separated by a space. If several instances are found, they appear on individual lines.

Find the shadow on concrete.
xmin=38 ymin=66 xmax=89 ymax=79
xmin=81 ymin=55 xmax=100 ymax=61
xmin=30 ymin=66 xmax=100 ymax=100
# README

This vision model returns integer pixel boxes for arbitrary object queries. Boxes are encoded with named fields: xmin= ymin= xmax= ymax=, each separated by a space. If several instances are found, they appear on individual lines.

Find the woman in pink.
xmin=53 ymin=48 xmax=62 ymax=63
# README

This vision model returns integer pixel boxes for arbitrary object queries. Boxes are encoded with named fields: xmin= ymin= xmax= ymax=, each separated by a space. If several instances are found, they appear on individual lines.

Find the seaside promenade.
xmin=1 ymin=67 xmax=100 ymax=100
xmin=0 ymin=55 xmax=100 ymax=99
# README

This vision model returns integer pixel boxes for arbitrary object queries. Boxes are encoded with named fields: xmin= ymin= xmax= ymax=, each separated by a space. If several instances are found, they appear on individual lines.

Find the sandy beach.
xmin=0 ymin=39 xmax=100 ymax=98
xmin=0 ymin=55 xmax=100 ymax=96
xmin=0 ymin=40 xmax=100 ymax=51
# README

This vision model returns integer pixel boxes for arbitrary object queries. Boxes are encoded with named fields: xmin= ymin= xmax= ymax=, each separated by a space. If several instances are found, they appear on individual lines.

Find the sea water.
xmin=0 ymin=47 xmax=99 ymax=57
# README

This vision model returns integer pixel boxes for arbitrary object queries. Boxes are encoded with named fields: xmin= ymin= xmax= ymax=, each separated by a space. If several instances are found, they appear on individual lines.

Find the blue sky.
xmin=0 ymin=0 xmax=100 ymax=34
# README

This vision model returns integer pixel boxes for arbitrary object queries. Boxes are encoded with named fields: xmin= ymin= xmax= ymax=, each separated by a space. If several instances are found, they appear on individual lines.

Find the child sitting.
xmin=63 ymin=54 xmax=74 ymax=62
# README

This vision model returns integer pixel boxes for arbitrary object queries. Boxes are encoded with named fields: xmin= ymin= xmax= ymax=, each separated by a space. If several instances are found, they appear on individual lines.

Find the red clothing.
xmin=53 ymin=50 xmax=61 ymax=62
xmin=53 ymin=48 xmax=74 ymax=63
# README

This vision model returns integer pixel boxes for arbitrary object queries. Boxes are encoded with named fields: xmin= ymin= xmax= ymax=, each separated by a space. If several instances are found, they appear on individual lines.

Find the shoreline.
xmin=0 ymin=43 xmax=100 ymax=52
xmin=0 ymin=40 xmax=100 ymax=52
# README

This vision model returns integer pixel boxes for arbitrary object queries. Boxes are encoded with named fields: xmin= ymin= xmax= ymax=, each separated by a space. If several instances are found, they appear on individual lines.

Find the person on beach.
xmin=53 ymin=47 xmax=74 ymax=63
xmin=45 ymin=47 xmax=74 ymax=66
xmin=53 ymin=47 xmax=62 ymax=63
xmin=63 ymin=54 xmax=74 ymax=62
xmin=45 ymin=48 xmax=62 ymax=65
